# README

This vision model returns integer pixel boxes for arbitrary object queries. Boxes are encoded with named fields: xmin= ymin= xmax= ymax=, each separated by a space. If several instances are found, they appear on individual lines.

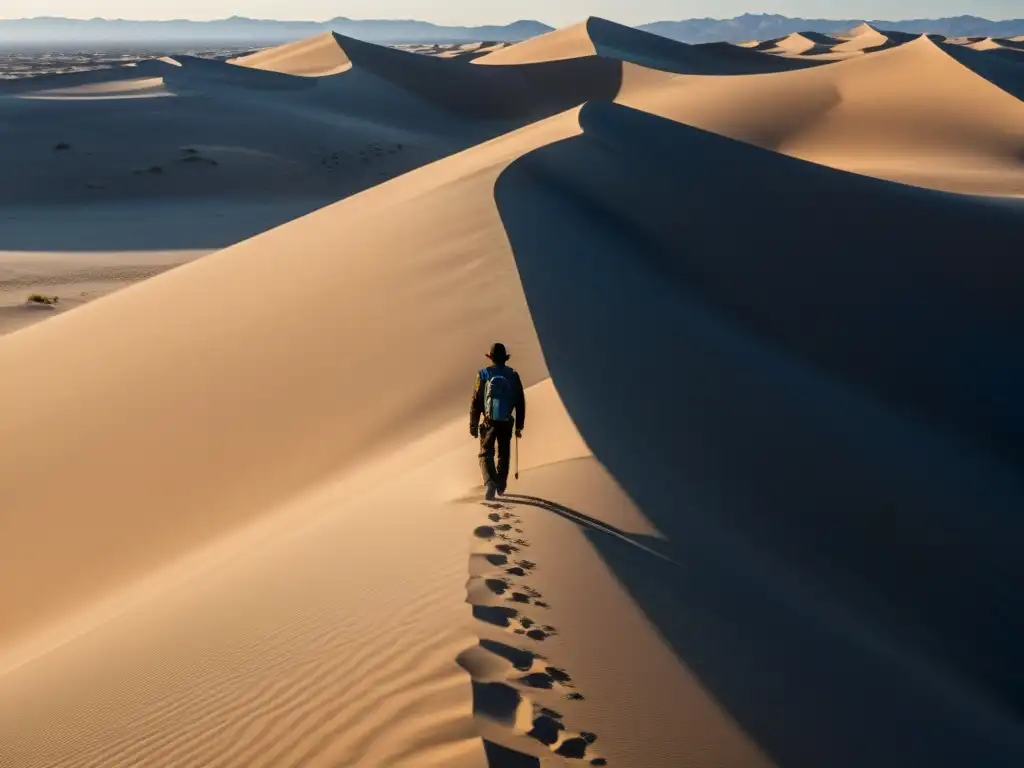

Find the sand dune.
xmin=496 ymin=101 xmax=1024 ymax=768
xmin=1 ymin=16 xmax=1022 ymax=768
xmin=967 ymin=36 xmax=1024 ymax=53
xmin=759 ymin=31 xmax=842 ymax=56
xmin=476 ymin=16 xmax=823 ymax=74
xmin=0 ymin=104 xmax=776 ymax=767
xmin=230 ymin=32 xmax=354 ymax=76
xmin=231 ymin=30 xmax=629 ymax=122
xmin=0 ymin=52 xmax=459 ymax=334
xmin=619 ymin=36 xmax=1024 ymax=195
xmin=827 ymin=22 xmax=938 ymax=54
xmin=0 ymin=30 xmax=628 ymax=335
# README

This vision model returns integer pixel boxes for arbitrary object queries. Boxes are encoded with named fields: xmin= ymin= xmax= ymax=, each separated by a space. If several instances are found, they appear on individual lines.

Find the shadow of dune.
xmin=691 ymin=41 xmax=827 ymax=71
xmin=325 ymin=33 xmax=624 ymax=122
xmin=495 ymin=101 xmax=1024 ymax=767
xmin=585 ymin=17 xmax=825 ymax=74
xmin=939 ymin=40 xmax=1024 ymax=100
xmin=163 ymin=55 xmax=320 ymax=92
xmin=481 ymin=17 xmax=825 ymax=75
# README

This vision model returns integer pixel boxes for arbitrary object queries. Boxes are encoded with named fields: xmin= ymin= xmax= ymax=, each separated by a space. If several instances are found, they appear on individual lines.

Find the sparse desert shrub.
xmin=54 ymin=142 xmax=71 ymax=151
xmin=27 ymin=293 xmax=59 ymax=306
xmin=147 ymin=165 xmax=163 ymax=174
xmin=182 ymin=147 xmax=199 ymax=154
xmin=178 ymin=155 xmax=218 ymax=166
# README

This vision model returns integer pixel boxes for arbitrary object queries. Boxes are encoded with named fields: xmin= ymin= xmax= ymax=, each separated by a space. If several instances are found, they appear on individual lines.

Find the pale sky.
xmin=0 ymin=2 xmax=1019 ymax=27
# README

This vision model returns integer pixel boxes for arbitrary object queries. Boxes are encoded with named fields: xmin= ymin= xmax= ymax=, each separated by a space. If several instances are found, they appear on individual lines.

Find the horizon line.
xmin=0 ymin=12 xmax=1019 ymax=25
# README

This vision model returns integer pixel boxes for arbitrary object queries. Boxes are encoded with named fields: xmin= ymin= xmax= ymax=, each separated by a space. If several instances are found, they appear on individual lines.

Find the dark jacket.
xmin=470 ymin=364 xmax=526 ymax=431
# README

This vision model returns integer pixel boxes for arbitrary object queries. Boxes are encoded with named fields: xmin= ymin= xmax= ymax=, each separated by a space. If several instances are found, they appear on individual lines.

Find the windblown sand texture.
xmin=1 ymin=16 xmax=1022 ymax=768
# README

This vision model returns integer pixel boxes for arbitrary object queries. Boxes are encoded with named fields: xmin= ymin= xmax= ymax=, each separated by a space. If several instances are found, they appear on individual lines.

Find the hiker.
xmin=470 ymin=343 xmax=526 ymax=500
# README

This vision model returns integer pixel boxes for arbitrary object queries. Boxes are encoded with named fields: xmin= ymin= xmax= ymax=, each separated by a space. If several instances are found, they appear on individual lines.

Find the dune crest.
xmin=476 ymin=16 xmax=823 ymax=74
xmin=764 ymin=31 xmax=842 ymax=56
xmin=230 ymin=32 xmax=353 ymax=76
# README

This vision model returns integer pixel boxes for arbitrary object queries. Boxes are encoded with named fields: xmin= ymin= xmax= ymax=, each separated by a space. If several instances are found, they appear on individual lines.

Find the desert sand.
xmin=0 ymin=16 xmax=1022 ymax=768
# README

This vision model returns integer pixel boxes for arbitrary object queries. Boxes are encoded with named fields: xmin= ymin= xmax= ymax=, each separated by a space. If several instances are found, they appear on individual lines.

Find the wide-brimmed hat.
xmin=486 ymin=342 xmax=510 ymax=362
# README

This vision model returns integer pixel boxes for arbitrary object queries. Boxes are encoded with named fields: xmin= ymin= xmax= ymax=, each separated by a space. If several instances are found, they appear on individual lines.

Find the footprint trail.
xmin=463 ymin=500 xmax=607 ymax=764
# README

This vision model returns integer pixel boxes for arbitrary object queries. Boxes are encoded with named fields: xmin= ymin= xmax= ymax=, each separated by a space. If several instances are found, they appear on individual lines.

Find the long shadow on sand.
xmin=495 ymin=101 xmax=1024 ymax=767
xmin=501 ymin=493 xmax=678 ymax=566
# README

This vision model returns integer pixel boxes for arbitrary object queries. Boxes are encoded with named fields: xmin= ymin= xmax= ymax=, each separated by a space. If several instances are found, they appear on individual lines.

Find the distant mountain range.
xmin=0 ymin=17 xmax=554 ymax=46
xmin=638 ymin=14 xmax=1023 ymax=43
xmin=0 ymin=14 xmax=1020 ymax=47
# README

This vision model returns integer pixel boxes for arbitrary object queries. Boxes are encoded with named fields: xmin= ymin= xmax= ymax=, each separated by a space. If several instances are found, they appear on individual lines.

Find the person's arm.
xmin=470 ymin=371 xmax=484 ymax=433
xmin=515 ymin=372 xmax=526 ymax=433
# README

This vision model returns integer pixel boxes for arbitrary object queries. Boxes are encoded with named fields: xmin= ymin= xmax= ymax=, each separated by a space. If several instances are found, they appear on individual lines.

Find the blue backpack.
xmin=480 ymin=368 xmax=515 ymax=423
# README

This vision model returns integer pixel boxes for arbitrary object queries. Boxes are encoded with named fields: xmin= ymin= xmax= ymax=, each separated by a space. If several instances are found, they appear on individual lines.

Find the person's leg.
xmin=495 ymin=422 xmax=513 ymax=493
xmin=478 ymin=421 xmax=498 ymax=488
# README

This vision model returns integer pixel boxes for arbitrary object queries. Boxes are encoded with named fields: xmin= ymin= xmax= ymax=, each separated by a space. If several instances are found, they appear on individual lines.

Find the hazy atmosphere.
xmin=1 ymin=1 xmax=1021 ymax=25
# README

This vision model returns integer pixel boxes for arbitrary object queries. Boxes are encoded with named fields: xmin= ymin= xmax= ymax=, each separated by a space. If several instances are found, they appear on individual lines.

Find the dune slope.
xmin=619 ymin=36 xmax=1024 ymax=195
xmin=0 ymin=29 xmax=638 ymax=336
xmin=230 ymin=32 xmax=354 ymax=76
xmin=764 ymin=31 xmax=841 ymax=55
xmin=496 ymin=101 xmax=1024 ymax=768
xmin=232 ymin=31 xmax=627 ymax=123
xmin=476 ymin=16 xmax=823 ymax=74
xmin=832 ymin=23 xmax=920 ymax=52
xmin=0 ymin=104 xmax=776 ymax=767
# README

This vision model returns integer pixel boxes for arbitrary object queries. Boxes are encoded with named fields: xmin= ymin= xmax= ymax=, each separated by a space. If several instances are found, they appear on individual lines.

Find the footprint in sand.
xmin=468 ymin=679 xmax=604 ymax=764
xmin=505 ymin=558 xmax=536 ymax=577
xmin=507 ymin=585 xmax=545 ymax=606
xmin=474 ymin=606 xmax=557 ymax=641
xmin=481 ymin=576 xmax=545 ymax=608
xmin=485 ymin=579 xmax=511 ymax=596
xmin=479 ymin=639 xmax=546 ymax=671
xmin=526 ymin=619 xmax=556 ymax=639
xmin=518 ymin=666 xmax=574 ymax=690
xmin=467 ymin=505 xmax=603 ymax=762
xmin=528 ymin=714 xmax=602 ymax=760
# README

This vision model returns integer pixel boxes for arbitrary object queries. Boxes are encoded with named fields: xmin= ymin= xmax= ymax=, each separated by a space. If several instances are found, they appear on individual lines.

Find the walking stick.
xmin=514 ymin=433 xmax=519 ymax=481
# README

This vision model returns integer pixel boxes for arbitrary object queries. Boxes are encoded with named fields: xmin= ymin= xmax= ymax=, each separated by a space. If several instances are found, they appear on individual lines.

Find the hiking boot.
xmin=485 ymin=482 xmax=497 ymax=501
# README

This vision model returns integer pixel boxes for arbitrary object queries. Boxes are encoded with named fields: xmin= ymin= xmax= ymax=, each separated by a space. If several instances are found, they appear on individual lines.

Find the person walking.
xmin=470 ymin=343 xmax=526 ymax=500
